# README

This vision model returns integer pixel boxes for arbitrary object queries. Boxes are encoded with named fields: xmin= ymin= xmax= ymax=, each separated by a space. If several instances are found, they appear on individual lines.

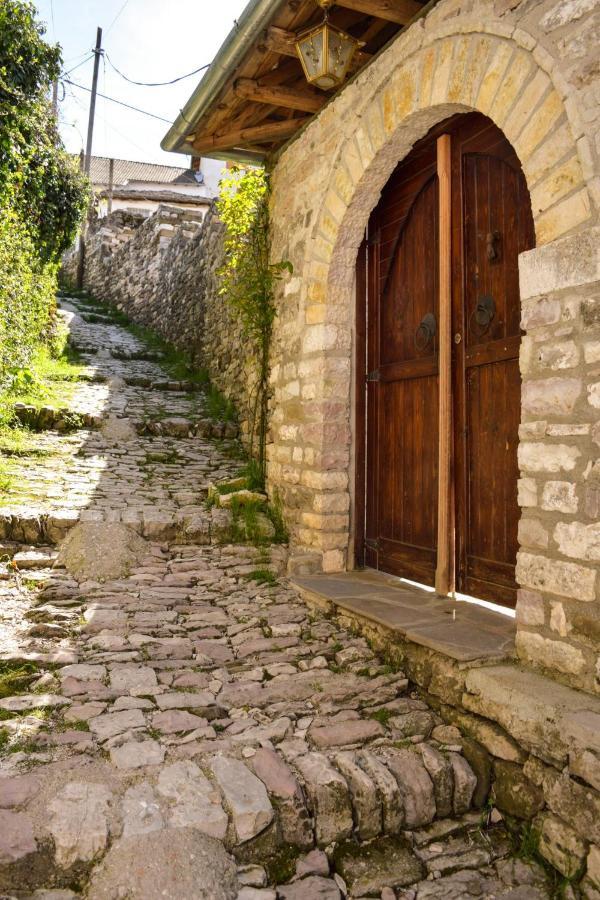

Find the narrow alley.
xmin=1 ymin=297 xmax=555 ymax=899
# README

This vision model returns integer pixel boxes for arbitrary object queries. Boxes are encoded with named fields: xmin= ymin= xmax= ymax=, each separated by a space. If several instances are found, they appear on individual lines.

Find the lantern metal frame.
xmin=295 ymin=3 xmax=361 ymax=91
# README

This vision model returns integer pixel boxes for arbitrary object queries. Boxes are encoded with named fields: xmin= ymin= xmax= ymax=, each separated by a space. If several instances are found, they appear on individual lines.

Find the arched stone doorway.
xmin=269 ymin=26 xmax=592 ymax=577
xmin=355 ymin=112 xmax=535 ymax=609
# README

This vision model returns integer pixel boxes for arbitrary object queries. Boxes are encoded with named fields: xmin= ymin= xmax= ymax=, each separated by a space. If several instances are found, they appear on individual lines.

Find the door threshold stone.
xmin=292 ymin=570 xmax=515 ymax=664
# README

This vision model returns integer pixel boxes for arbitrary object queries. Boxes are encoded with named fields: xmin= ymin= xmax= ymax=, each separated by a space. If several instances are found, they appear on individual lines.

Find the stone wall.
xmin=300 ymin=587 xmax=600 ymax=894
xmin=266 ymin=0 xmax=600 ymax=691
xmin=516 ymin=226 xmax=600 ymax=695
xmin=61 ymin=204 xmax=254 ymax=440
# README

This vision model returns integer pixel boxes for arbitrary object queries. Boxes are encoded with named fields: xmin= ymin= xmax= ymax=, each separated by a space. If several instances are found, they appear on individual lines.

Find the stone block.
xmin=536 ymin=339 xmax=580 ymax=370
xmin=209 ymin=756 xmax=273 ymax=845
xmin=518 ymin=443 xmax=580 ymax=474
xmin=294 ymin=752 xmax=353 ymax=846
xmin=536 ymin=812 xmax=587 ymax=879
xmin=516 ymin=551 xmax=596 ymax=601
xmin=380 ymin=748 xmax=436 ymax=828
xmin=516 ymin=631 xmax=586 ymax=676
xmin=518 ymin=477 xmax=538 ymax=507
xmin=463 ymin=664 xmax=600 ymax=767
xmin=518 ymin=226 xmax=600 ymax=301
xmin=554 ymin=521 xmax=600 ymax=561
xmin=334 ymin=751 xmax=382 ymax=840
xmin=492 ymin=760 xmax=545 ymax=819
xmin=516 ymin=589 xmax=545 ymax=627
xmin=541 ymin=481 xmax=578 ymax=513
xmin=518 ymin=517 xmax=548 ymax=549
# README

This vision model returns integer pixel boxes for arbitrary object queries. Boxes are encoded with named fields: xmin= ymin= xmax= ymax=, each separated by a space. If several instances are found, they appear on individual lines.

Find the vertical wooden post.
xmin=435 ymin=133 xmax=453 ymax=596
xmin=107 ymin=158 xmax=115 ymax=215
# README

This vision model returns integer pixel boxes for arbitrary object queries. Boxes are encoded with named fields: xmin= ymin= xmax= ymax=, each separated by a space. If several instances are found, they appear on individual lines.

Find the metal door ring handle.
xmin=414 ymin=313 xmax=436 ymax=351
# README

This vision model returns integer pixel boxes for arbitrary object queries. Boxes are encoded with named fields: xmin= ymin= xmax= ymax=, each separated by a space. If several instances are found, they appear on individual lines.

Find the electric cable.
xmin=106 ymin=0 xmax=131 ymax=34
xmin=105 ymin=53 xmax=210 ymax=87
xmin=63 ymin=78 xmax=172 ymax=123
xmin=62 ymin=54 xmax=95 ymax=77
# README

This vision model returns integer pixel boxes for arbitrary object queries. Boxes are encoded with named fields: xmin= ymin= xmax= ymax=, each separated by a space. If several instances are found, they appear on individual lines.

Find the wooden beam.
xmin=334 ymin=0 xmax=422 ymax=23
xmin=234 ymin=77 xmax=326 ymax=114
xmin=435 ymin=132 xmax=453 ymax=597
xmin=262 ymin=25 xmax=372 ymax=68
xmin=193 ymin=116 xmax=310 ymax=153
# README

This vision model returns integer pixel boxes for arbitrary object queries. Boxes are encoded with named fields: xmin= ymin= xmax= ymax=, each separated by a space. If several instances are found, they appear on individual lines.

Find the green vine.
xmin=217 ymin=166 xmax=292 ymax=488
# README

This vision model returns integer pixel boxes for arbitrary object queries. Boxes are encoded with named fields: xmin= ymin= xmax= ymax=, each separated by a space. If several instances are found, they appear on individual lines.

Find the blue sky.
xmin=35 ymin=0 xmax=249 ymax=166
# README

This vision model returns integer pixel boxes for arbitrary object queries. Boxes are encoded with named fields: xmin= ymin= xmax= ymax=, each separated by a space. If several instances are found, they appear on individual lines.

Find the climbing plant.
xmin=217 ymin=166 xmax=292 ymax=487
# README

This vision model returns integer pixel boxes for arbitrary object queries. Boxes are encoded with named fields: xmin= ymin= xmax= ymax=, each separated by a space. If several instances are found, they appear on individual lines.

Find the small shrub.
xmin=246 ymin=569 xmax=277 ymax=586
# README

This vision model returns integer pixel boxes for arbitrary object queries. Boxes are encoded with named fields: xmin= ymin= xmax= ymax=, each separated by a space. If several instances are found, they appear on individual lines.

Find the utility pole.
xmin=84 ymin=27 xmax=103 ymax=174
xmin=77 ymin=26 xmax=103 ymax=289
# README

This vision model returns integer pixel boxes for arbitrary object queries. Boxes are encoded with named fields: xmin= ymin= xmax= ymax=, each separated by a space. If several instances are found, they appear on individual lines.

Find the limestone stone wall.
xmin=517 ymin=227 xmax=600 ymax=694
xmin=302 ymin=586 xmax=600 ymax=893
xmin=267 ymin=0 xmax=600 ymax=690
xmin=61 ymin=204 xmax=254 ymax=440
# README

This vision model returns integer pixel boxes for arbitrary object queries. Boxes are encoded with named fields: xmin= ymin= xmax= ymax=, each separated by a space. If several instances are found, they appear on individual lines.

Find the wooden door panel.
xmin=464 ymin=357 xmax=521 ymax=599
xmin=456 ymin=132 xmax=535 ymax=606
xmin=366 ymin=152 xmax=439 ymax=586
xmin=462 ymin=153 xmax=525 ymax=347
xmin=377 ymin=375 xmax=438 ymax=583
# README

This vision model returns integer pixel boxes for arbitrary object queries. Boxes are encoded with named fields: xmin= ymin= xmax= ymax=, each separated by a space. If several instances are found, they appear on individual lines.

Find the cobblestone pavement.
xmin=0 ymin=298 xmax=554 ymax=899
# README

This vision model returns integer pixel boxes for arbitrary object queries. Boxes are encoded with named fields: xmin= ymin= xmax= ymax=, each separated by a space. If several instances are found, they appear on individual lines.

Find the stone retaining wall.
xmin=60 ymin=204 xmax=254 ymax=440
xmin=301 ymin=587 xmax=600 ymax=895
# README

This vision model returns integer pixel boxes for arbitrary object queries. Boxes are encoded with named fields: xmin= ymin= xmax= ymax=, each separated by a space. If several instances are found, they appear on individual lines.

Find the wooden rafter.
xmin=234 ymin=77 xmax=326 ymax=114
xmin=261 ymin=25 xmax=372 ymax=68
xmin=334 ymin=0 xmax=421 ymax=23
xmin=181 ymin=0 xmax=425 ymax=158
xmin=193 ymin=116 xmax=310 ymax=154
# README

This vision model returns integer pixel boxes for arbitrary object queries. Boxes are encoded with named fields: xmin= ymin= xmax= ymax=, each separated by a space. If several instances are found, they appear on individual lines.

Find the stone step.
xmin=110 ymin=348 xmax=165 ymax=362
xmin=137 ymin=416 xmax=238 ymax=440
xmin=0 ymin=507 xmax=283 ymax=551
xmin=124 ymin=375 xmax=202 ymax=392
xmin=12 ymin=403 xmax=103 ymax=432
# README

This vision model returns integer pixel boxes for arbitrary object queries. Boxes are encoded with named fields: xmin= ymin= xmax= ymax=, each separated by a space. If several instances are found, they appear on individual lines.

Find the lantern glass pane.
xmin=326 ymin=26 xmax=355 ymax=83
xmin=298 ymin=29 xmax=325 ymax=81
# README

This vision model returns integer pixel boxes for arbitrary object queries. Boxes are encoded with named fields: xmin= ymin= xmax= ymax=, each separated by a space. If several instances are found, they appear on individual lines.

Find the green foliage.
xmin=246 ymin=569 xmax=277 ymax=586
xmin=204 ymin=384 xmax=237 ymax=422
xmin=0 ymin=0 xmax=89 ymax=383
xmin=0 ymin=207 xmax=57 ymax=380
xmin=369 ymin=708 xmax=393 ymax=726
xmin=217 ymin=166 xmax=292 ymax=486
xmin=0 ymin=660 xmax=39 ymax=699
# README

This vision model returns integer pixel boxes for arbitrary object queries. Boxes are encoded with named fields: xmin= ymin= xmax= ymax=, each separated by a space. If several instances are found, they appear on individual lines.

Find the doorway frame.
xmin=353 ymin=113 xmax=535 ymax=607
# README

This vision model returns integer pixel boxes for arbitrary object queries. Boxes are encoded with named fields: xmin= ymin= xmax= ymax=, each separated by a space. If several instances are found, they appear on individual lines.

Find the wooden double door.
xmin=357 ymin=113 xmax=535 ymax=607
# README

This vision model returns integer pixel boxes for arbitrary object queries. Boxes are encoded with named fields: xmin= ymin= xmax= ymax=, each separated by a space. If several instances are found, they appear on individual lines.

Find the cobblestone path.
xmin=0 ymin=297 xmax=554 ymax=899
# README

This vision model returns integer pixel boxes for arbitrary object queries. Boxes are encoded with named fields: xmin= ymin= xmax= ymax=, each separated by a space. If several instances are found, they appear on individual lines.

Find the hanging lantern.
xmin=295 ymin=0 xmax=360 ymax=91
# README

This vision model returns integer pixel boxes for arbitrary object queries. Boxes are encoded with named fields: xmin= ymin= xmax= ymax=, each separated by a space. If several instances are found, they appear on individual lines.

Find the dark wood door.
xmin=452 ymin=118 xmax=535 ymax=605
xmin=360 ymin=112 xmax=535 ymax=607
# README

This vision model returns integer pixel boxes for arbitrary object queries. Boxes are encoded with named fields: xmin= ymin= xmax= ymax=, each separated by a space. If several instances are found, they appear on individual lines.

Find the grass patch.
xmin=0 ymin=661 xmax=40 ymax=699
xmin=369 ymin=708 xmax=393 ymax=727
xmin=246 ymin=569 xmax=278 ymax=586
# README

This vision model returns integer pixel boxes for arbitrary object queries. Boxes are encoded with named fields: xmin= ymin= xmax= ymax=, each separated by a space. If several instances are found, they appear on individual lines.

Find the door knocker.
xmin=469 ymin=294 xmax=495 ymax=337
xmin=414 ymin=312 xmax=437 ymax=351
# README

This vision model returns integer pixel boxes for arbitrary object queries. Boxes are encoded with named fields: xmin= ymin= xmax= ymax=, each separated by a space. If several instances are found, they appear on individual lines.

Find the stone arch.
xmin=270 ymin=26 xmax=594 ymax=574
xmin=311 ymin=31 xmax=591 ymax=309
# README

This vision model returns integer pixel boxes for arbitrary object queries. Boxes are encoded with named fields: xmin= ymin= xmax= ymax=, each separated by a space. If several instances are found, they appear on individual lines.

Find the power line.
xmin=63 ymin=78 xmax=173 ymax=124
xmin=63 ymin=53 xmax=95 ymax=77
xmin=106 ymin=0 xmax=131 ymax=34
xmin=105 ymin=53 xmax=210 ymax=87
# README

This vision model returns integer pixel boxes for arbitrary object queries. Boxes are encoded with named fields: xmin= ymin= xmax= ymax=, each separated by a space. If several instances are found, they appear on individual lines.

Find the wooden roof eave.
xmin=163 ymin=0 xmax=437 ymax=163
